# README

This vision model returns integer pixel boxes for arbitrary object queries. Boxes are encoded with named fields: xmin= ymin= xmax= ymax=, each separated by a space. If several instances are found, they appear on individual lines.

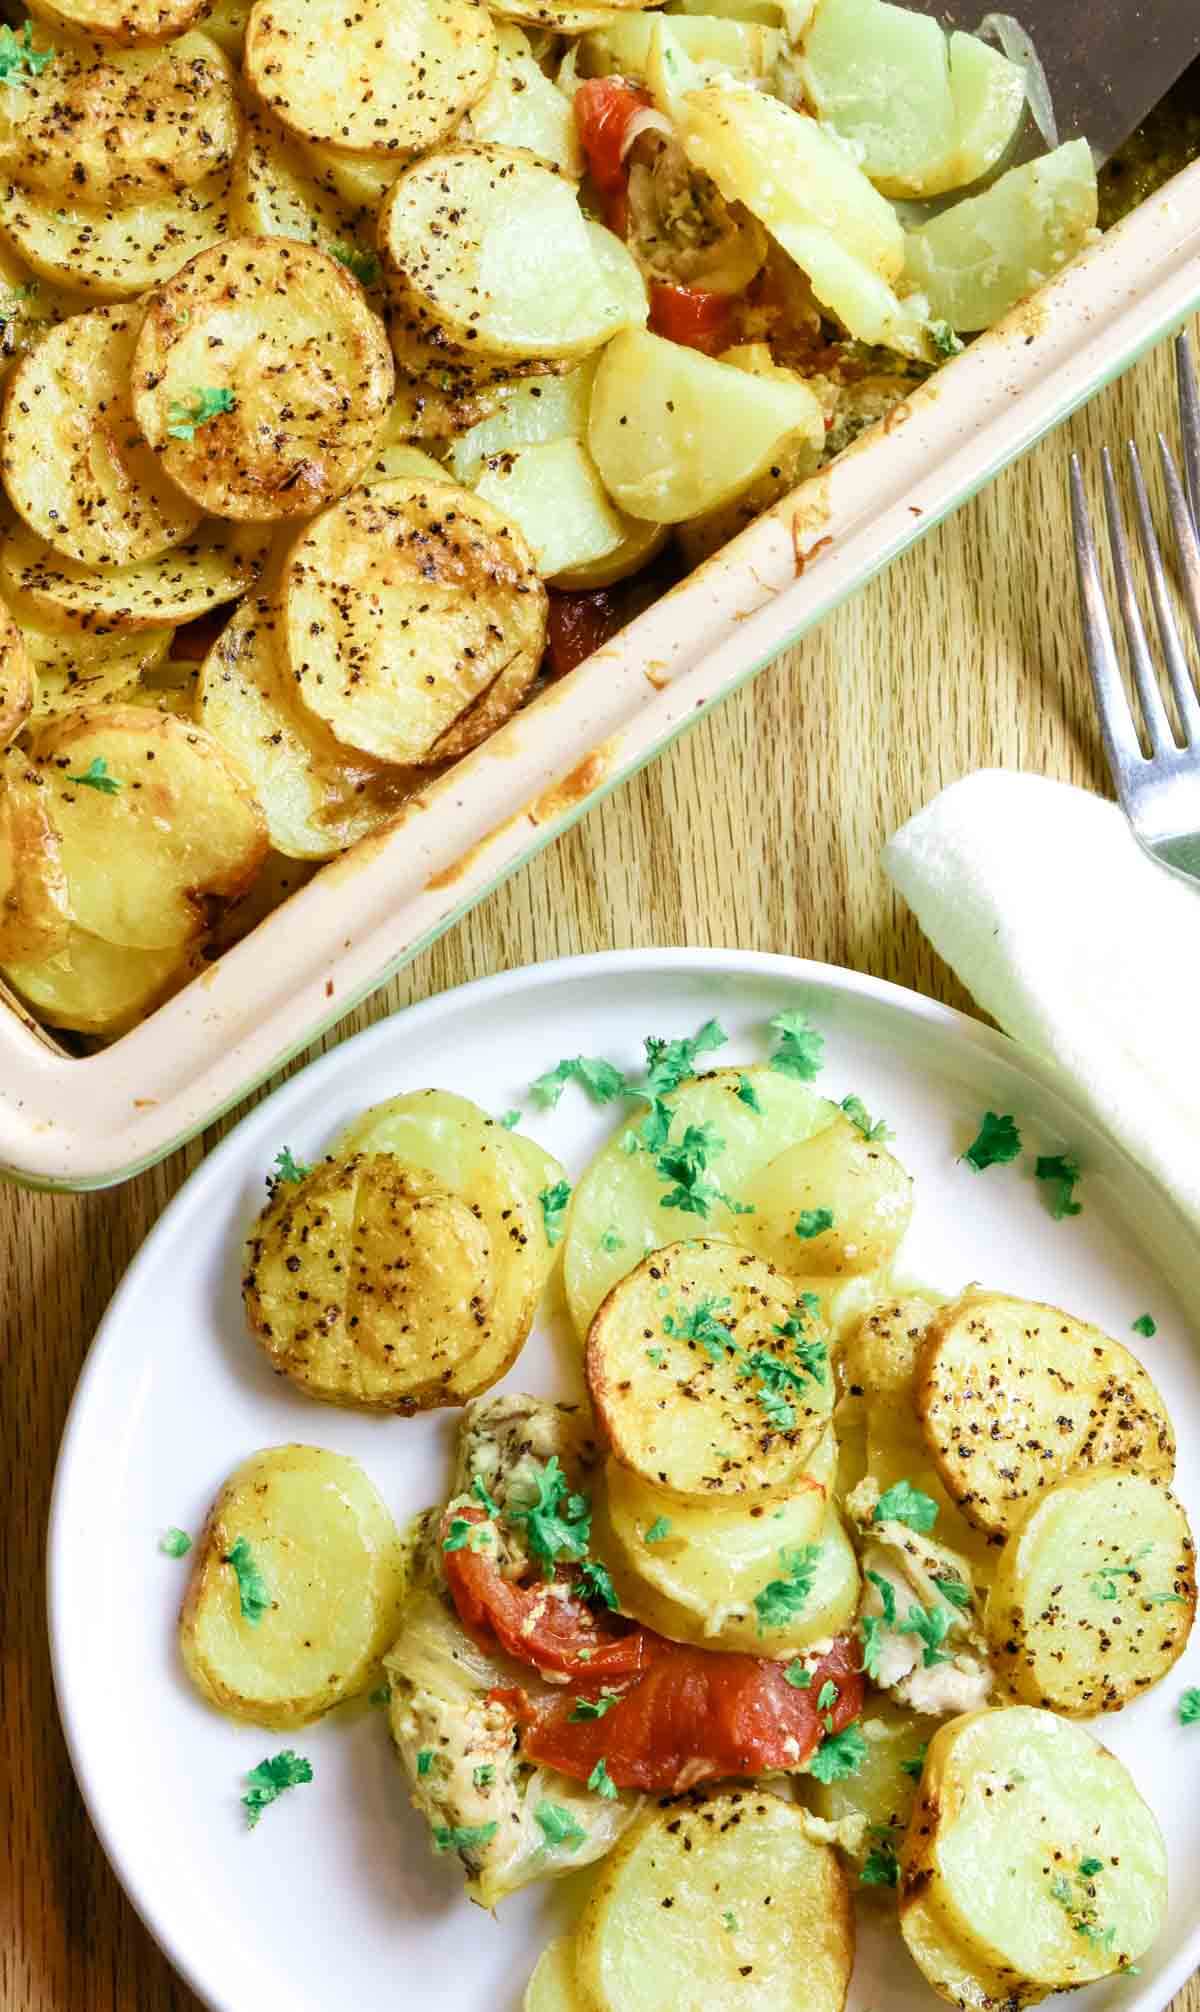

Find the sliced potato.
xmin=525 ymin=1938 xmax=585 ymax=2012
xmin=740 ymin=1111 xmax=913 ymax=1278
xmin=587 ymin=1238 xmax=834 ymax=1500
xmin=26 ymin=0 xmax=213 ymax=42
xmin=475 ymin=437 xmax=653 ymax=583
xmin=245 ymin=0 xmax=497 ymax=157
xmin=986 ymin=1468 xmax=1195 ymax=1714
xmin=0 ymin=167 xmax=233 ymax=304
xmin=490 ymin=0 xmax=635 ymax=27
xmin=0 ymin=750 xmax=70 ymax=961
xmin=904 ymin=140 xmax=1099 ymax=333
xmin=903 ymin=1708 xmax=1167 ymax=1991
xmin=1 ymin=304 xmax=202 ymax=568
xmin=295 ymin=135 xmax=402 ymax=213
xmin=31 ymin=704 xmax=268 ymax=948
xmin=0 ymin=249 xmax=88 ymax=380
xmin=227 ymin=102 xmax=379 ymax=269
xmin=575 ymin=1790 xmax=855 ymax=2012
xmin=30 ymin=626 xmax=173 ymax=721
xmin=201 ymin=0 xmax=252 ymax=52
xmin=589 ymin=327 xmax=824 ymax=523
xmin=0 ymin=519 xmax=268 ymax=634
xmin=132 ymin=237 xmax=394 ymax=522
xmin=564 ymin=1063 xmax=836 ymax=1339
xmin=805 ymin=1693 xmax=933 ymax=1872
xmin=197 ymin=594 xmax=414 ymax=860
xmin=363 ymin=441 xmax=448 ymax=486
xmin=918 ymin=1288 xmax=1175 ymax=1536
xmin=900 ymin=1890 xmax=1039 ymax=2011
xmin=446 ymin=361 xmax=595 ymax=487
xmin=469 ymin=25 xmax=582 ymax=174
xmin=279 ymin=477 xmax=546 ymax=766
xmin=0 ymin=603 xmax=34 ymax=745
xmin=583 ymin=11 xmax=782 ymax=82
xmin=381 ymin=146 xmax=647 ymax=367
xmin=179 ymin=1444 xmax=409 ymax=1728
xmin=2 ymin=922 xmax=194 ymax=1034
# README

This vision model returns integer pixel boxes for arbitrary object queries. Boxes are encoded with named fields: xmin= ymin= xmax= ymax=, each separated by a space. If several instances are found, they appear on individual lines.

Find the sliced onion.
xmin=620 ymin=105 xmax=676 ymax=159
xmin=978 ymin=12 xmax=1058 ymax=149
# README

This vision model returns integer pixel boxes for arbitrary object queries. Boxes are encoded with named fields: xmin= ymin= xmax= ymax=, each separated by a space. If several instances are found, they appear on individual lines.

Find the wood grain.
xmin=3 ymin=320 xmax=1196 ymax=2012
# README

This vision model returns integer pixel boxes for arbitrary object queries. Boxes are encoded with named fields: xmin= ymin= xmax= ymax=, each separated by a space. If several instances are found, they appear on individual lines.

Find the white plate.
xmin=48 ymin=949 xmax=1200 ymax=2012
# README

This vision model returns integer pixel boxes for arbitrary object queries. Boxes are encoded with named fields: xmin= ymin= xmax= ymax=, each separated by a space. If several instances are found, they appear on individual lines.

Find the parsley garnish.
xmin=534 ymin=1803 xmax=587 ymax=1850
xmin=861 ymin=1839 xmax=900 ymax=1887
xmin=1049 ymin=1861 xmax=1114 ymax=1952
xmin=272 ymin=1145 xmax=310 ymax=1183
xmin=655 ymin=1120 xmax=739 ymax=1217
xmin=840 ymin=1095 xmax=892 ymax=1142
xmin=330 ymin=240 xmax=380 ymax=286
xmin=645 ymin=1346 xmax=664 ymax=1365
xmin=416 ymin=1749 xmax=434 ymax=1775
xmin=537 ymin=1179 xmax=571 ymax=1246
xmin=722 ymin=1909 xmax=738 ymax=1930
xmin=499 ymin=1109 xmax=521 ymax=1129
xmin=899 ymin=1600 xmax=954 ymax=1667
xmin=578 ymin=1560 xmax=618 ymax=1611
xmin=816 ymin=1679 xmax=838 ymax=1714
xmin=1132 ymin=1313 xmax=1157 ymax=1338
xmin=795 ymin=1208 xmax=834 ymax=1239
xmin=643 ymin=1516 xmax=671 ymax=1544
xmin=962 ymin=1111 xmax=1021 ymax=1172
xmin=225 ymin=1536 xmax=270 ymax=1624
xmin=473 ymin=1764 xmax=495 ymax=1789
xmin=767 ymin=1009 xmax=824 ymax=1080
xmin=569 ymin=1692 xmax=620 ymax=1721
xmin=642 ymin=1019 xmax=727 ymax=1096
xmin=860 ymin=1570 xmax=898 ymax=1678
xmin=1089 ymin=1545 xmax=1151 ymax=1601
xmin=933 ymin=1574 xmax=970 ymax=1608
xmin=1180 ymin=1689 xmax=1200 ymax=1725
xmin=588 ymin=1759 xmax=617 ymax=1800
xmin=736 ymin=1075 xmax=761 ymax=1111
xmin=442 ymin=1518 xmax=473 ymax=1552
xmin=369 ymin=1681 xmax=391 ymax=1706
xmin=874 ymin=1481 xmax=938 ymax=1533
xmin=159 ymin=1526 xmax=191 ymax=1557
xmin=599 ymin=1227 xmax=624 ymax=1251
xmin=531 ymin=1055 xmax=628 ymax=1108
xmin=809 ymin=1722 xmax=867 ymax=1783
xmin=900 ymin=1743 xmax=927 ymax=1780
xmin=663 ymin=1295 xmax=736 ymax=1359
xmin=928 ymin=318 xmax=963 ymax=359
xmin=754 ymin=1545 xmax=821 ymax=1632
xmin=866 ymin=1569 xmax=898 ymax=1624
xmin=472 ymin=1474 xmax=500 ymax=1517
xmin=1035 ymin=1152 xmax=1082 ymax=1219
xmin=434 ymin=1821 xmax=498 ymax=1854
xmin=167 ymin=386 xmax=236 ymax=440
xmin=242 ymin=1750 xmax=312 ymax=1828
xmin=506 ymin=1456 xmax=590 ymax=1574
xmin=770 ymin=1308 xmax=829 ymax=1385
xmin=0 ymin=22 xmax=52 ymax=87
xmin=66 ymin=756 xmax=120 ymax=795
xmin=740 ymin=1348 xmax=817 ymax=1432
xmin=784 ymin=1661 xmax=812 ymax=1687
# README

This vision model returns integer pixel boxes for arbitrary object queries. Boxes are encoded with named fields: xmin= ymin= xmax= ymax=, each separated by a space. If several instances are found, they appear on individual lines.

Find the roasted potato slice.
xmin=901 ymin=1708 xmax=1167 ymax=1992
xmin=30 ymin=625 xmax=173 ymax=720
xmin=295 ymin=134 xmax=401 ymax=213
xmin=918 ymin=1289 xmax=1175 ymax=1536
xmin=587 ymin=1239 xmax=834 ymax=1500
xmin=0 ymin=519 xmax=268 ymax=634
xmin=0 ymin=167 xmax=234 ymax=303
xmin=228 ymin=101 xmax=377 ymax=267
xmin=31 ymin=704 xmax=267 ymax=948
xmin=0 ymin=750 xmax=69 ymax=961
xmin=1 ymin=304 xmax=202 ymax=568
xmin=179 ymin=1444 xmax=409 ymax=1728
xmin=2 ymin=922 xmax=195 ymax=1033
xmin=279 ymin=477 xmax=546 ymax=766
xmin=132 ymin=237 xmax=394 ymax=521
xmin=468 ymin=24 xmax=583 ymax=174
xmin=986 ymin=1468 xmax=1195 ymax=1714
xmin=245 ymin=0 xmax=497 ymax=157
xmin=0 ymin=603 xmax=35 ymax=745
xmin=740 ymin=1111 xmax=913 ymax=1278
xmin=899 ymin=1891 xmax=1038 ymax=2011
xmin=200 ymin=0 xmax=251 ymax=54
xmin=564 ymin=1063 xmax=836 ymax=1340
xmin=475 ymin=437 xmax=660 ymax=584
xmin=381 ymin=146 xmax=646 ymax=368
xmin=575 ymin=1789 xmax=855 ymax=2012
xmin=445 ymin=361 xmax=595 ymax=487
xmin=197 ymin=595 xmax=414 ymax=860
xmin=525 ymin=1939 xmax=585 ymax=2012
xmin=26 ymin=0 xmax=215 ymax=47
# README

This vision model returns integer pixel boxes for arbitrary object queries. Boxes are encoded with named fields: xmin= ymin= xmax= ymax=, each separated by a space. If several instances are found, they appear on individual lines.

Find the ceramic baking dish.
xmin=4 ymin=155 xmax=1199 ymax=1189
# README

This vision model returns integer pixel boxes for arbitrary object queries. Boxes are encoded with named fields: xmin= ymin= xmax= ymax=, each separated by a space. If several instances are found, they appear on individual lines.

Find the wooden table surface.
xmin=4 ymin=320 xmax=1197 ymax=2012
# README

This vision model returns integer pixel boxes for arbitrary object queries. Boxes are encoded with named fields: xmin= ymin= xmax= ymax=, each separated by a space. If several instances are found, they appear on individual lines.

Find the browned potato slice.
xmin=197 ymin=595 xmax=414 ymax=860
xmin=0 ymin=168 xmax=233 ymax=303
xmin=0 ymin=749 xmax=70 ymax=961
xmin=741 ymin=1111 xmax=914 ymax=1278
xmin=179 ymin=1444 xmax=409 ymax=1728
xmin=2 ymin=922 xmax=195 ymax=1033
xmin=0 ymin=34 xmax=239 ymax=208
xmin=32 ymin=704 xmax=267 ymax=948
xmin=200 ymin=0 xmax=250 ymax=54
xmin=986 ymin=1467 xmax=1196 ymax=1714
xmin=0 ymin=519 xmax=268 ymax=634
xmin=245 ymin=0 xmax=497 ymax=159
xmin=279 ymin=477 xmax=546 ymax=765
xmin=1 ymin=305 xmax=202 ymax=568
xmin=586 ymin=1237 xmax=834 ymax=1501
xmin=918 ymin=1289 xmax=1175 ymax=1536
xmin=899 ymin=1891 xmax=1039 ymax=2011
xmin=132 ymin=237 xmax=394 ymax=522
xmin=0 ymin=603 xmax=35 ymax=745
xmin=30 ymin=626 xmax=173 ymax=720
xmin=228 ymin=101 xmax=377 ymax=268
xmin=27 ymin=0 xmax=216 ymax=46
xmin=295 ymin=135 xmax=401 ymax=213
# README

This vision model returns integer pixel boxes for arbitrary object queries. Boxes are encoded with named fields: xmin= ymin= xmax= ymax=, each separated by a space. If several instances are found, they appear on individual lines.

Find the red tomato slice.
xmin=573 ymin=76 xmax=651 ymax=196
xmin=441 ymin=1509 xmax=658 ymax=1679
xmin=648 ymin=282 xmax=734 ymax=356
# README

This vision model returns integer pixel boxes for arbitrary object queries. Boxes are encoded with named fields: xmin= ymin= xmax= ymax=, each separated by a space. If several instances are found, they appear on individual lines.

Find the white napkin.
xmin=882 ymin=769 xmax=1200 ymax=1232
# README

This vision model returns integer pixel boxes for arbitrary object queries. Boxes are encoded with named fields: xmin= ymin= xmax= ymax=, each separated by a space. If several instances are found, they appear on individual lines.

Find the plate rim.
xmin=45 ymin=945 xmax=1200 ymax=2012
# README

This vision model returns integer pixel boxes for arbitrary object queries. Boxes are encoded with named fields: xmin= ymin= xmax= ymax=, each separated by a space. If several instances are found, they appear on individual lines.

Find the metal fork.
xmin=1070 ymin=331 xmax=1200 ymax=886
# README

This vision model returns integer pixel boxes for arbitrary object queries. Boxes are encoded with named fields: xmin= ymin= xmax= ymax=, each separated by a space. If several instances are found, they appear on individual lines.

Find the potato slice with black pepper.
xmin=179 ymin=1444 xmax=409 ymax=1728
xmin=0 ymin=749 xmax=69 ymax=961
xmin=29 ymin=624 xmax=173 ymax=721
xmin=986 ymin=1467 xmax=1195 ymax=1714
xmin=0 ymin=518 xmax=268 ymax=634
xmin=244 ymin=0 xmax=497 ymax=159
xmin=279 ymin=477 xmax=546 ymax=766
xmin=27 ymin=0 xmax=216 ymax=47
xmin=0 ymin=168 xmax=233 ymax=304
xmin=917 ymin=1288 xmax=1175 ymax=1537
xmin=132 ymin=237 xmax=394 ymax=522
xmin=1 ymin=304 xmax=202 ymax=568
xmin=0 ymin=604 xmax=35 ymax=746
xmin=31 ymin=703 xmax=267 ymax=948
xmin=740 ymin=1110 xmax=913 ymax=1279
xmin=524 ymin=1938 xmax=586 ymax=2012
xmin=227 ymin=100 xmax=377 ymax=270
xmin=2 ymin=922 xmax=195 ymax=1033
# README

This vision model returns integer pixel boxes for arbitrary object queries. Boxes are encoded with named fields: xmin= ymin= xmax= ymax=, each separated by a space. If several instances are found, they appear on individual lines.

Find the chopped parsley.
xmin=506 ymin=1456 xmax=590 ymax=1574
xmin=537 ymin=1179 xmax=571 ymax=1246
xmin=808 ymin=1722 xmax=867 ymax=1784
xmin=471 ymin=1474 xmax=500 ymax=1517
xmin=224 ymin=1536 xmax=270 ymax=1624
xmin=741 ymin=1348 xmax=817 ymax=1432
xmin=330 ymin=240 xmax=380 ymax=286
xmin=369 ymin=1681 xmax=391 ymax=1707
xmin=962 ymin=1111 xmax=1022 ymax=1172
xmin=928 ymin=318 xmax=964 ymax=359
xmin=599 ymin=1227 xmax=624 ymax=1252
xmin=1089 ymin=1545 xmax=1151 ymax=1602
xmin=770 ymin=1306 xmax=828 ymax=1385
xmin=767 ymin=1009 xmax=824 ymax=1081
xmin=900 ymin=1743 xmax=928 ymax=1780
xmin=754 ymin=1544 xmax=821 ymax=1633
xmin=588 ymin=1759 xmax=617 ymax=1800
xmin=866 ymin=1569 xmax=898 ymax=1624
xmin=1179 ymin=1688 xmax=1200 ymax=1725
xmin=933 ymin=1574 xmax=971 ymax=1608
xmin=167 ymin=386 xmax=237 ymax=440
xmin=66 ymin=756 xmax=120 ymax=795
xmin=272 ymin=1145 xmax=310 ymax=1183
xmin=434 ymin=1821 xmax=498 ymax=1854
xmin=816 ymin=1679 xmax=838 ymax=1715
xmin=578 ymin=1559 xmax=618 ymax=1611
xmin=534 ymin=1803 xmax=587 ymax=1850
xmin=159 ymin=1526 xmax=191 ymax=1557
xmin=416 ymin=1749 xmax=434 ymax=1775
xmin=0 ymin=21 xmax=52 ymax=87
xmin=499 ymin=1109 xmax=521 ymax=1129
xmin=794 ymin=1208 xmax=834 ymax=1239
xmin=1035 ymin=1152 xmax=1082 ymax=1219
xmin=531 ymin=1054 xmax=628 ymax=1108
xmin=642 ymin=1019 xmax=727 ymax=1096
xmin=899 ymin=1600 xmax=954 ymax=1667
xmin=242 ymin=1750 xmax=312 ymax=1828
xmin=442 ymin=1517 xmax=474 ymax=1552
xmin=643 ymin=1516 xmax=671 ymax=1544
xmin=874 ymin=1481 xmax=938 ymax=1533
xmin=840 ymin=1095 xmax=892 ymax=1142
xmin=473 ymin=1764 xmax=495 ymax=1789
xmin=1132 ymin=1313 xmax=1157 ymax=1339
xmin=569 ymin=1692 xmax=620 ymax=1721
xmin=645 ymin=1346 xmax=664 ymax=1365
xmin=736 ymin=1075 xmax=761 ymax=1111
xmin=784 ymin=1661 xmax=812 ymax=1687
xmin=860 ymin=1572 xmax=898 ymax=1678
xmin=722 ymin=1909 xmax=738 ymax=1930
xmin=860 ymin=1839 xmax=900 ymax=1888
xmin=1049 ymin=1862 xmax=1114 ymax=1952
xmin=655 ymin=1120 xmax=740 ymax=1217
xmin=663 ymin=1294 xmax=736 ymax=1359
